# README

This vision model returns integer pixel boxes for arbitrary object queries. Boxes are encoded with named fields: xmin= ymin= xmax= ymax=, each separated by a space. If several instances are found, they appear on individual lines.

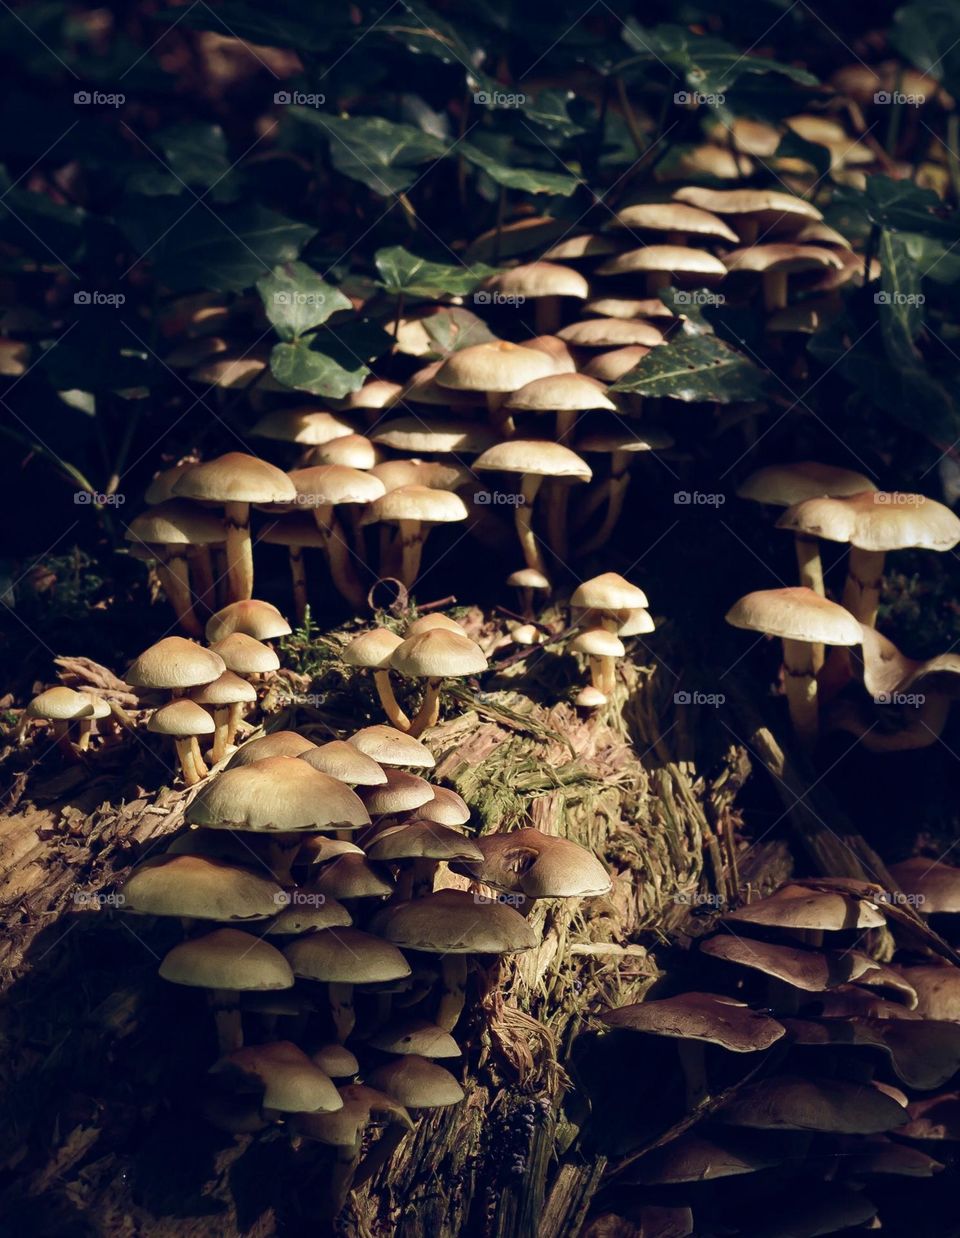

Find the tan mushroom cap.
xmin=571 ymin=628 xmax=625 ymax=659
xmin=738 ymin=461 xmax=876 ymax=507
xmin=286 ymin=464 xmax=386 ymax=508
xmin=700 ymin=935 xmax=883 ymax=992
xmin=578 ymin=427 xmax=673 ymax=453
xmin=145 ymin=463 xmax=197 ymax=505
xmin=367 ymin=1055 xmax=465 ymax=1108
xmin=627 ymin=1132 xmax=780 ymax=1184
xmin=888 ymin=858 xmax=960 ymax=914
xmin=416 ymin=786 xmax=471 ymax=827
xmin=285 ymin=927 xmax=410 ymax=983
xmin=473 ymin=439 xmax=592 ymax=481
xmin=608 ymin=201 xmax=739 ymax=242
xmin=585 ymin=296 xmax=676 ymax=320
xmin=451 ymin=826 xmax=611 ymax=899
xmin=724 ymin=244 xmax=844 ymax=275
xmin=725 ymin=882 xmax=886 ymax=931
xmin=400 ymin=359 xmax=487 ymax=407
xmin=523 ymin=335 xmax=577 ymax=373
xmin=226 ymin=730 xmax=316 ymax=767
xmin=617 ymin=608 xmax=656 ymax=636
xmin=344 ymin=627 xmax=404 ymax=670
xmin=361 ymin=769 xmax=436 ymax=815
xmin=718 ymin=1075 xmax=908 ymax=1134
xmin=337 ymin=379 xmax=403 ymax=411
xmin=582 ymin=346 xmax=652 ymax=382
xmin=900 ymin=1092 xmax=960 ymax=1141
xmin=366 ymin=820 xmax=482 ymax=863
xmin=212 ymin=1041 xmax=342 ymax=1113
xmin=187 ymin=756 xmax=370 ymax=832
xmin=541 ymin=234 xmax=622 ymax=260
xmin=300 ymin=740 xmax=387 ymax=787
xmin=159 ymin=927 xmax=294 ymax=990
xmin=298 ymin=836 xmax=365 ymax=866
xmin=361 ymin=484 xmax=468 ymax=526
xmin=303 ymin=434 xmax=380 ymax=470
xmin=127 ymin=637 xmax=226 ymax=690
xmin=209 ymin=632 xmax=280 ymax=675
xmin=783 ymin=1016 xmax=960 ymax=1091
xmin=601 ymin=993 xmax=785 ymax=1052
xmin=189 ymin=671 xmax=258 ymax=708
xmin=250 ymin=408 xmax=356 ymax=445
xmin=294 ymin=1082 xmax=413 ymax=1145
xmin=120 ymin=854 xmax=281 ymax=920
xmin=311 ymin=1043 xmax=360 ymax=1077
xmin=556 ymin=318 xmax=665 ymax=348
xmin=205 ymin=599 xmax=292 ymax=643
xmin=571 ymin=572 xmax=648 ymax=611
xmin=391 ymin=629 xmax=488 ymax=679
xmin=307 ymin=853 xmax=394 ymax=900
xmin=26 ymin=686 xmax=95 ymax=721
xmin=777 ymin=492 xmax=960 ymax=552
xmin=482 ymin=261 xmax=589 ymax=300
xmin=464 ymin=214 xmax=566 ymax=264
xmin=368 ymin=1019 xmax=461 ymax=1058
xmin=725 ymin=587 xmax=862 ymax=646
xmin=845 ymin=1139 xmax=944 ymax=1178
xmin=264 ymin=894 xmax=352 ymax=935
xmin=900 ymin=965 xmax=960 ymax=1020
xmin=172 ymin=452 xmax=296 ymax=505
xmin=505 ymin=373 xmax=616 ymax=413
xmin=435 ymin=341 xmax=555 ymax=394
xmin=674 ymin=186 xmax=824 ymax=223
xmin=349 ymin=725 xmax=436 ymax=768
xmin=406 ymin=614 xmax=467 ymax=637
xmin=371 ymin=418 xmax=495 ymax=455
xmin=374 ymin=888 xmax=538 ymax=954
xmin=260 ymin=515 xmax=331 ymax=550
xmin=596 ymin=245 xmax=728 ymax=278
xmin=507 ymin=568 xmax=551 ymax=591
xmin=575 ymin=686 xmax=608 ymax=708
xmin=147 ymin=698 xmax=216 ymax=737
xmin=126 ymin=501 xmax=225 ymax=546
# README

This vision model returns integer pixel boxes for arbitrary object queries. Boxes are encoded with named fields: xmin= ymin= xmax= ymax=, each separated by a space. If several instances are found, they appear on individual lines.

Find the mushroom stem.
xmin=312 ymin=505 xmax=366 ymax=610
xmin=646 ymin=271 xmax=670 ymax=294
xmin=225 ymin=701 xmax=244 ymax=750
xmin=157 ymin=552 xmax=202 ymax=637
xmin=410 ymin=858 xmax=439 ymax=898
xmin=267 ymin=836 xmax=301 ymax=884
xmin=555 ymin=410 xmax=578 ymax=447
xmin=328 ymin=982 xmax=356 ymax=1042
xmin=535 ymin=297 xmax=561 ymax=335
xmin=794 ymin=533 xmax=825 ymax=673
xmin=436 ymin=955 xmax=468 ymax=1031
xmin=354 ymin=1124 xmax=411 ymax=1189
xmin=397 ymin=519 xmax=426 ymax=589
xmin=373 ymin=670 xmax=411 ymax=731
xmin=174 ymin=736 xmax=202 ymax=785
xmin=762 ymin=270 xmax=789 ymax=312
xmin=781 ymin=636 xmax=819 ymax=749
xmin=579 ymin=466 xmax=631 ymax=557
xmin=223 ymin=501 xmax=254 ymax=602
xmin=187 ymin=545 xmax=216 ymax=612
xmin=210 ymin=707 xmax=230 ymax=764
xmin=210 ymin=989 xmax=244 ymax=1054
xmin=328 ymin=1136 xmax=363 ymax=1216
xmin=600 ymin=654 xmax=618 ymax=697
xmin=545 ymin=479 xmax=570 ymax=562
xmin=288 ymin=546 xmax=308 ymax=623
xmin=842 ymin=547 xmax=885 ymax=627
xmin=76 ymin=718 xmax=95 ymax=752
xmin=677 ymin=1039 xmax=709 ymax=1110
xmin=516 ymin=474 xmax=547 ymax=576
xmin=486 ymin=391 xmax=515 ymax=438
xmin=51 ymin=719 xmax=78 ymax=760
xmin=408 ymin=677 xmax=442 ymax=738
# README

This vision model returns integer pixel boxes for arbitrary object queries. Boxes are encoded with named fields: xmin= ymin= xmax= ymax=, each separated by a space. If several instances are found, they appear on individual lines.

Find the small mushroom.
xmin=342 ymin=629 xmax=410 ymax=730
xmin=227 ymin=730 xmax=316 ymax=766
xmin=301 ymin=740 xmax=387 ymax=787
xmin=189 ymin=671 xmax=257 ymax=763
xmin=366 ymin=819 xmax=483 ymax=898
xmin=205 ymin=599 xmax=292 ymax=643
xmin=210 ymin=1040 xmax=342 ymax=1117
xmin=390 ymin=628 xmax=488 ymax=737
xmin=451 ymin=826 xmax=611 ymax=901
xmin=125 ymin=501 xmax=225 ymax=636
xmin=479 ymin=262 xmax=589 ymax=333
xmin=148 ymin=699 xmax=216 ymax=785
xmin=434 ymin=341 xmax=554 ymax=436
xmin=126 ymin=636 xmax=226 ymax=701
xmin=348 ymin=724 xmax=436 ymax=769
xmin=570 ymin=628 xmax=625 ymax=697
xmin=23 ymin=686 xmax=95 ymax=756
xmin=361 ymin=485 xmax=468 ymax=591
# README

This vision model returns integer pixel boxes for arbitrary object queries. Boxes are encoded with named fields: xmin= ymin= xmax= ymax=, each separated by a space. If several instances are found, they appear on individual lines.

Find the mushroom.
xmin=406 ymin=614 xmax=467 ymax=637
xmin=260 ymin=516 xmax=335 ymax=622
xmin=370 ymin=418 xmax=495 ymax=457
xmin=336 ymin=378 xmax=403 ymax=420
xmin=250 ymin=407 xmax=356 ymax=449
xmin=366 ymin=820 xmax=483 ymax=898
xmin=312 ymin=1043 xmax=361 ymax=1078
xmin=582 ymin=345 xmax=653 ymax=382
xmin=360 ymin=769 xmax=436 ymax=819
xmin=434 ymin=341 xmax=554 ymax=436
xmin=507 ymin=568 xmax=550 ymax=619
xmin=210 ymin=1040 xmax=342 ymax=1118
xmin=390 ymin=628 xmax=488 ymax=737
xmin=451 ymin=826 xmax=611 ymax=902
xmin=121 ymin=853 xmax=283 ymax=922
xmin=725 ymin=587 xmax=862 ymax=747
xmin=264 ymin=892 xmax=352 ymax=936
xmin=366 ymin=1055 xmax=465 ymax=1110
xmin=606 ymin=201 xmax=739 ymax=245
xmin=782 ymin=1017 xmax=960 ymax=1091
xmin=189 ymin=671 xmax=258 ymax=763
xmin=672 ymin=186 xmax=824 ymax=244
xmin=303 ymin=434 xmax=381 ymax=470
xmin=348 ymin=724 xmax=436 ymax=770
xmin=575 ymin=686 xmax=607 ymax=710
xmin=584 ymin=296 xmax=675 ymax=321
xmin=227 ymin=730 xmax=316 ymax=766
xmin=596 ymin=244 xmax=727 ymax=293
xmin=125 ymin=501 xmax=225 ymax=636
xmin=205 ymin=599 xmax=292 ymax=643
xmin=417 ymin=785 xmax=470 ymax=827
xmin=570 ymin=628 xmax=625 ymax=697
xmin=724 ymin=881 xmax=886 ymax=945
xmin=126 ymin=636 xmax=226 ymax=701
xmin=209 ymin=632 xmax=280 ymax=685
xmin=368 ymin=1019 xmax=460 ymax=1058
xmin=148 ymin=698 xmax=216 ymax=785
xmin=570 ymin=573 xmax=648 ymax=632
xmin=75 ymin=694 xmax=112 ymax=752
xmin=301 ymin=740 xmax=387 ymax=787
xmin=23 ymin=686 xmax=95 ymax=757
xmin=307 ymin=853 xmax=394 ymax=903
xmin=360 ymin=485 xmax=468 ymax=590
xmin=555 ymin=318 xmax=666 ymax=348
xmin=523 ymin=335 xmax=577 ymax=373
xmin=717 ymin=1074 xmax=908 ymax=1134
xmin=172 ymin=453 xmax=297 ymax=601
xmin=724 ymin=244 xmax=844 ymax=310
xmin=888 ymin=857 xmax=960 ymax=917
xmin=480 ymin=262 xmax=589 ymax=333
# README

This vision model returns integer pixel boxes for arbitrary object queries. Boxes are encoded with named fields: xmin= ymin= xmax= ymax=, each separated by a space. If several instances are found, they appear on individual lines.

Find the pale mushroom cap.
xmin=260 ymin=515 xmax=331 ymax=550
xmin=391 ymin=629 xmax=487 ymax=679
xmin=126 ymin=500 xmax=225 ymax=547
xmin=725 ymin=587 xmax=862 ymax=646
xmin=601 ymin=992 xmax=786 ymax=1052
xmin=368 ymin=1020 xmax=461 ymax=1058
xmin=80 ymin=694 xmax=112 ymax=720
xmin=361 ymin=769 xmax=436 ymax=815
xmin=451 ymin=826 xmax=611 ymax=898
xmin=26 ymin=686 xmax=95 ymax=721
xmin=571 ymin=572 xmax=648 ymax=611
xmin=187 ymin=756 xmax=370 ymax=832
xmin=505 ymin=373 xmax=616 ymax=413
xmin=159 ymin=927 xmax=294 ymax=990
xmin=523 ymin=335 xmax=577 ymax=373
xmin=608 ymin=201 xmax=739 ymax=242
xmin=265 ymin=894 xmax=352 ymax=935
xmin=483 ymin=261 xmax=589 ymax=300
xmin=212 ymin=1041 xmax=342 ymax=1113
xmin=226 ymin=730 xmax=316 ymax=767
xmin=617 ymin=608 xmax=655 ymax=636
xmin=366 ymin=820 xmax=481 ymax=862
xmin=298 ymin=836 xmax=365 ymax=865
xmin=172 ymin=452 xmax=297 ymax=504
xmin=401 ymin=359 xmax=487 ymax=407
xmin=507 ymin=568 xmax=551 ymax=590
xmin=210 ymin=632 xmax=280 ymax=675
xmin=148 ymin=698 xmax=216 ymax=737
xmin=724 ymin=244 xmax=845 ymax=275
xmin=338 ymin=380 xmax=402 ymax=411
xmin=371 ymin=418 xmax=495 ymax=455
xmin=308 ymin=853 xmax=394 ymax=900
xmin=473 ymin=440 xmax=592 ymax=481
xmin=737 ymin=462 xmax=876 ymax=506
xmin=250 ymin=408 xmax=356 ymax=446
xmin=585 ymin=297 xmax=676 ymax=320
xmin=582 ymin=346 xmax=651 ymax=382
xmin=571 ymin=628 xmax=625 ymax=658
xmin=344 ymin=627 xmax=404 ymax=670
xmin=899 ymin=965 xmax=960 ymax=1020
xmin=287 ymin=464 xmax=386 ymax=507
xmin=724 ymin=882 xmax=886 ymax=931
xmin=145 ymin=463 xmax=197 ymax=505
xmin=556 ymin=319 xmax=665 ymax=348
xmin=301 ymin=740 xmax=387 ymax=786
xmin=349 ymin=725 xmax=436 ymax=768
xmin=127 ymin=637 xmax=226 ymax=690
xmin=777 ymin=492 xmax=960 ymax=552
xmin=366 ymin=1055 xmax=465 ymax=1108
xmin=596 ymin=245 xmax=728 ymax=277
xmin=284 ymin=927 xmax=410 ymax=983
xmin=541 ymin=234 xmax=622 ymax=259
xmin=205 ymin=600 xmax=292 ymax=643
xmin=578 ymin=428 xmax=674 ymax=453
xmin=374 ymin=888 xmax=538 ymax=954
xmin=121 ymin=854 xmax=281 ymax=920
xmin=700 ymin=934 xmax=879 ymax=992
xmin=416 ymin=786 xmax=471 ymax=827
xmin=435 ymin=342 xmax=555 ymax=393
xmin=364 ymin=484 xmax=468 ymax=525
xmin=674 ymin=186 xmax=824 ymax=222
xmin=888 ymin=858 xmax=960 ymax=914
xmin=370 ymin=459 xmax=424 ymax=492
xmin=304 ymin=434 xmax=380 ymax=470
xmin=311 ymin=1043 xmax=360 ymax=1077
xmin=406 ymin=614 xmax=467 ymax=637
xmin=717 ymin=1075 xmax=908 ymax=1134
xmin=575 ymin=686 xmax=607 ymax=708
xmin=294 ymin=1083 xmax=412 ymax=1145
xmin=189 ymin=670 xmax=258 ymax=708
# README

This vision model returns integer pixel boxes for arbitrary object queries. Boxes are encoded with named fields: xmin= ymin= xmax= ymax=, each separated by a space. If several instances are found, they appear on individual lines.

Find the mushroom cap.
xmin=250 ymin=408 xmax=356 ymax=445
xmin=366 ymin=1055 xmax=465 ymax=1108
xmin=366 ymin=820 xmax=482 ymax=862
xmin=362 ymin=484 xmax=468 ymax=525
xmin=205 ymin=600 xmax=292 ymax=643
xmin=782 ymin=1016 xmax=960 ymax=1091
xmin=344 ymin=627 xmax=405 ymax=670
xmin=575 ymin=686 xmax=608 ymax=708
xmin=451 ymin=826 xmax=611 ymax=899
xmin=737 ymin=461 xmax=876 ymax=507
xmin=361 ymin=769 xmax=436 ymax=815
xmin=724 ymin=882 xmax=886 ymax=931
xmin=507 ymin=568 xmax=551 ymax=591
xmin=294 ymin=1083 xmax=413 ymax=1145
xmin=556 ymin=318 xmax=665 ymax=348
xmin=127 ymin=637 xmax=226 ymax=690
xmin=845 ymin=1139 xmax=944 ymax=1178
xmin=311 ymin=1043 xmax=360 ymax=1077
xmin=26 ymin=686 xmax=95 ymax=721
xmin=147 ymin=698 xmax=216 ymax=737
xmin=435 ymin=341 xmax=555 ymax=394
xmin=725 ymin=587 xmax=862 ymax=646
xmin=626 ymin=1132 xmax=780 ymax=1184
xmin=145 ymin=463 xmax=199 ymax=505
xmin=367 ymin=1020 xmax=461 ymax=1058
xmin=371 ymin=418 xmax=495 ymax=455
xmin=724 ymin=244 xmax=844 ymax=275
xmin=260 ymin=516 xmax=337 ymax=551
xmin=571 ymin=572 xmax=648 ymax=612
xmin=888 ymin=858 xmax=960 ymax=914
xmin=189 ymin=671 xmax=258 ymax=708
xmin=571 ymin=628 xmax=625 ymax=658
xmin=298 ymin=836 xmax=365 ymax=866
xmin=349 ymin=725 xmax=436 ymax=768
xmin=542 ymin=233 xmax=622 ymax=260
xmin=900 ymin=966 xmax=960 ymax=1020
xmin=582 ymin=346 xmax=652 ymax=382
xmin=608 ymin=201 xmax=739 ymax=242
xmin=585 ymin=297 xmax=676 ymax=320
xmin=416 ymin=786 xmax=471 ymax=827
xmin=391 ymin=629 xmax=488 ymax=679
xmin=172 ymin=452 xmax=297 ymax=505
xmin=212 ymin=1041 xmax=342 ymax=1113
xmin=473 ymin=440 xmax=592 ymax=481
xmin=304 ymin=434 xmax=379 ymax=470
xmin=777 ymin=492 xmax=960 ymax=552
xmin=578 ymin=428 xmax=673 ymax=454
xmin=126 ymin=500 xmax=225 ymax=547
xmin=482 ymin=261 xmax=589 ymax=300
xmin=338 ymin=380 xmax=403 ymax=411
xmin=674 ymin=186 xmax=823 ymax=223
xmin=900 ymin=1091 xmax=960 ymax=1141
xmin=307 ymin=853 xmax=394 ymax=900
xmin=121 ymin=854 xmax=281 ymax=920
xmin=596 ymin=245 xmax=728 ymax=278
xmin=400 ymin=359 xmax=487 ymax=407
xmin=374 ymin=889 xmax=538 ymax=954
xmin=265 ymin=894 xmax=352 ymax=935
xmin=717 ymin=1075 xmax=908 ymax=1134
xmin=187 ymin=756 xmax=370 ymax=832
xmin=301 ymin=740 xmax=387 ymax=787
xmin=209 ymin=632 xmax=280 ymax=675
xmin=284 ymin=927 xmax=410 ymax=983
xmin=523 ymin=335 xmax=577 ymax=373
xmin=700 ymin=934 xmax=883 ymax=992
xmin=159 ymin=927 xmax=294 ymax=990
xmin=504 ymin=373 xmax=616 ymax=413
xmin=408 ymin=615 xmax=468 ymax=639
xmin=617 ymin=608 xmax=656 ymax=636
xmin=226 ymin=731 xmax=316 ymax=767
xmin=602 ymin=993 xmax=785 ymax=1051
xmin=286 ymin=464 xmax=386 ymax=508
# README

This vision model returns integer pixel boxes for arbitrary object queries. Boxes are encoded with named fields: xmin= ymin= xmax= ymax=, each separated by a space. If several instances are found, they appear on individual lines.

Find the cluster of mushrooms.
xmin=581 ymin=868 xmax=960 ymax=1236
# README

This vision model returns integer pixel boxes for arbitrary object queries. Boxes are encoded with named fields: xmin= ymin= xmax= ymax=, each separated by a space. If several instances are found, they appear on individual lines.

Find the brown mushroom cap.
xmin=391 ymin=629 xmax=488 ymax=679
xmin=371 ymin=418 xmax=495 ymax=455
xmin=186 ymin=756 xmax=370 ymax=832
xmin=367 ymin=1019 xmax=461 ymax=1058
xmin=897 ymin=966 xmax=960 ymax=1020
xmin=172 ymin=452 xmax=297 ymax=505
xmin=286 ymin=464 xmax=386 ymax=509
xmin=724 ymin=244 xmax=844 ymax=276
xmin=159 ymin=927 xmax=294 ymax=990
xmin=777 ymin=492 xmax=960 ymax=552
xmin=600 ymin=992 xmax=785 ymax=1052
xmin=504 ymin=373 xmax=616 ymax=413
xmin=782 ymin=1016 xmax=960 ymax=1091
xmin=349 ymin=725 xmax=436 ymax=769
xmin=451 ymin=826 xmax=611 ymax=899
xmin=541 ymin=233 xmax=622 ymax=260
xmin=366 ymin=1055 xmax=465 ymax=1108
xmin=189 ymin=671 xmax=258 ymax=709
xmin=416 ymin=785 xmax=471 ymax=827
xmin=725 ymin=587 xmax=862 ymax=646
xmin=304 ymin=434 xmax=379 ymax=470
xmin=626 ymin=1132 xmax=780 ymax=1184
xmin=121 ymin=854 xmax=281 ymax=920
xmin=596 ymin=245 xmax=728 ymax=278
xmin=481 ymin=261 xmax=589 ymax=301
xmin=300 ymin=740 xmax=387 ymax=787
xmin=250 ymin=408 xmax=356 ymax=446
xmin=307 ymin=853 xmax=394 ymax=900
xmin=556 ymin=319 xmax=665 ymax=348
xmin=888 ymin=858 xmax=960 ymax=913
xmin=226 ymin=731 xmax=316 ymax=767
xmin=209 ymin=632 xmax=280 ymax=675
xmin=337 ymin=380 xmax=403 ymax=411
xmin=608 ymin=201 xmax=739 ymax=242
xmin=147 ymin=698 xmax=217 ymax=739
xmin=435 ymin=341 xmax=555 ymax=394
xmin=366 ymin=820 xmax=482 ymax=863
xmin=311 ymin=1043 xmax=360 ymax=1078
xmin=361 ymin=484 xmax=468 ymax=527
xmin=343 ymin=628 xmax=404 ymax=670
xmin=26 ymin=686 xmax=96 ymax=721
xmin=126 ymin=500 xmax=225 ymax=547
xmin=700 ymin=935 xmax=883 ymax=992
xmin=571 ymin=572 xmax=648 ymax=612
xmin=127 ymin=637 xmax=226 ymax=690
xmin=724 ymin=883 xmax=886 ymax=931
xmin=582 ymin=346 xmax=652 ymax=382
xmin=211 ymin=1040 xmax=342 ymax=1113
xmin=294 ymin=1082 xmax=413 ymax=1144
xmin=374 ymin=889 xmax=538 ymax=954
xmin=737 ymin=462 xmax=877 ymax=507
xmin=473 ymin=439 xmax=592 ymax=481
xmin=265 ymin=893 xmax=352 ymax=935
xmin=360 ymin=769 xmax=436 ymax=815
xmin=717 ymin=1075 xmax=909 ymax=1134
xmin=674 ymin=186 xmax=823 ymax=225
xmin=205 ymin=600 xmax=292 ymax=643
xmin=284 ymin=927 xmax=410 ymax=983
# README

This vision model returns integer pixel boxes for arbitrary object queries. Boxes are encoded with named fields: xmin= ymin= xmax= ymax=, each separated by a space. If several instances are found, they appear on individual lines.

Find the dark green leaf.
xmin=420 ymin=307 xmax=498 ymax=354
xmin=612 ymin=333 xmax=766 ymax=403
xmin=257 ymin=262 xmax=351 ymax=341
xmin=155 ymin=123 xmax=233 ymax=192
xmin=835 ymin=175 xmax=960 ymax=240
xmin=293 ymin=112 xmax=447 ymax=194
xmin=374 ymin=246 xmax=497 ymax=298
xmin=270 ymin=340 xmax=369 ymax=399
xmin=459 ymin=142 xmax=579 ymax=195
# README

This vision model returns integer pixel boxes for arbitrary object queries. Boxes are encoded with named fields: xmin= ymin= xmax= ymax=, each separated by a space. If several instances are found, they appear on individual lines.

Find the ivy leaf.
xmin=374 ymin=246 xmax=497 ymax=298
xmin=612 ymin=333 xmax=766 ymax=403
xmin=524 ymin=89 xmax=588 ymax=137
xmin=156 ymin=123 xmax=232 ymax=191
xmin=774 ymin=129 xmax=832 ymax=180
xmin=420 ymin=306 xmax=498 ymax=354
xmin=459 ymin=142 xmax=579 ymax=195
xmin=257 ymin=262 xmax=351 ymax=341
xmin=621 ymin=22 xmax=817 ymax=94
xmin=374 ymin=2 xmax=497 ymax=95
xmin=270 ymin=339 xmax=369 ymax=399
xmin=835 ymin=175 xmax=960 ymax=240
xmin=293 ymin=112 xmax=447 ymax=194
xmin=891 ymin=1 xmax=960 ymax=97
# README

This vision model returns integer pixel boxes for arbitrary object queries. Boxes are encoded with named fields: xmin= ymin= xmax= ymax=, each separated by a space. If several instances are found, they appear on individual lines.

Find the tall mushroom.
xmin=390 ymin=628 xmax=488 ymax=738
xmin=434 ymin=341 xmax=554 ymax=437
xmin=260 ymin=516 xmax=333 ymax=622
xmin=361 ymin=485 xmax=468 ymax=591
xmin=148 ymin=698 xmax=216 ymax=785
xmin=189 ymin=671 xmax=257 ymax=764
xmin=125 ymin=501 xmax=225 ymax=636
xmin=343 ymin=629 xmax=410 ymax=731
